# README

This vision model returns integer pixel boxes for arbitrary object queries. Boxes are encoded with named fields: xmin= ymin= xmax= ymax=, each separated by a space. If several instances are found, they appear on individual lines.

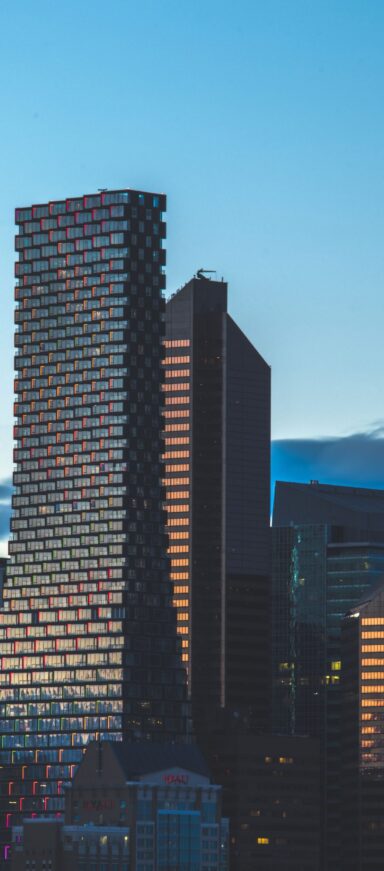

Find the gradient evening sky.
xmin=0 ymin=0 xmax=384 ymax=538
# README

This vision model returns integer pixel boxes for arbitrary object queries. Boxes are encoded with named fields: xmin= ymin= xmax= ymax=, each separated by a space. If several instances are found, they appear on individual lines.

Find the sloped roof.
xmin=108 ymin=742 xmax=211 ymax=780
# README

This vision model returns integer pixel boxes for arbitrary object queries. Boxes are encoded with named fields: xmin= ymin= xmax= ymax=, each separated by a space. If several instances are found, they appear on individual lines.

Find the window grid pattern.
xmin=359 ymin=613 xmax=384 ymax=768
xmin=0 ymin=190 xmax=187 ymax=858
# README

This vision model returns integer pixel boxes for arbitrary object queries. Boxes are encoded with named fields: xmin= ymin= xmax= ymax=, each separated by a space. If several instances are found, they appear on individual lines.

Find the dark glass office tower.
xmin=272 ymin=481 xmax=384 ymax=870
xmin=0 ymin=190 xmax=187 ymax=862
xmin=164 ymin=275 xmax=271 ymax=733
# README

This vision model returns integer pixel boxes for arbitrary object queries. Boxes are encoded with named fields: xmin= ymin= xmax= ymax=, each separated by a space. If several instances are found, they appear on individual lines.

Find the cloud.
xmin=0 ymin=478 xmax=12 ymax=543
xmin=0 ymin=478 xmax=12 ymax=503
xmin=272 ymin=424 xmax=384 ymax=494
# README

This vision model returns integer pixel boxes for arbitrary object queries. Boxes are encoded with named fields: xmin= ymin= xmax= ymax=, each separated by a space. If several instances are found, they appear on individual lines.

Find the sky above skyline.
xmin=1 ymin=0 xmax=384 ymax=496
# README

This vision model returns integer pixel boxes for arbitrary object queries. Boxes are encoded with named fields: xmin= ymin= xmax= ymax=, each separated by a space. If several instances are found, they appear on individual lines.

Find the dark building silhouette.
xmin=164 ymin=275 xmax=271 ymax=734
xmin=203 ymin=728 xmax=320 ymax=871
xmin=342 ymin=584 xmax=384 ymax=870
xmin=272 ymin=480 xmax=384 ymax=870
xmin=164 ymin=276 xmax=271 ymax=871
xmin=0 ymin=190 xmax=188 ymax=862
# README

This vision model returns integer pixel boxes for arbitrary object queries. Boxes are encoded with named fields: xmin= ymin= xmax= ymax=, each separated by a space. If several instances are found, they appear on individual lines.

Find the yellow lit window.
xmin=166 ymin=517 xmax=189 ymax=526
xmin=165 ymin=369 xmax=190 ymax=378
xmin=362 ymin=632 xmax=384 ymax=639
xmin=362 ymin=686 xmax=384 ymax=693
xmin=162 ymin=355 xmax=191 ymax=364
xmin=362 ymin=618 xmax=384 ymax=626
xmin=168 ymin=546 xmax=189 ymax=554
xmin=164 ymin=465 xmax=190 ymax=475
xmin=164 ymin=424 xmax=190 ymax=433
xmin=257 ymin=838 xmax=269 ymax=845
xmin=279 ymin=757 xmax=293 ymax=764
xmin=164 ymin=397 xmax=190 ymax=406
xmin=168 ymin=531 xmax=189 ymax=540
xmin=362 ymin=659 xmax=384 ymax=666
xmin=163 ymin=409 xmax=190 ymax=419
xmin=163 ymin=339 xmax=191 ymax=348
xmin=331 ymin=661 xmax=341 ymax=671
xmin=162 ymin=382 xmax=189 ymax=393
xmin=165 ymin=463 xmax=189 ymax=480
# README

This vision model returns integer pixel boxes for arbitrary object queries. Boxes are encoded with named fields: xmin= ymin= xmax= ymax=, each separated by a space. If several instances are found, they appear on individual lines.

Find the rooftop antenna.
xmin=98 ymin=188 xmax=108 ymax=192
xmin=196 ymin=269 xmax=216 ymax=280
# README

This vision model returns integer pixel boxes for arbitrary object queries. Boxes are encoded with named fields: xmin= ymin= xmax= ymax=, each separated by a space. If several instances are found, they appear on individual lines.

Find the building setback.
xmin=164 ymin=276 xmax=271 ymax=734
xmin=272 ymin=480 xmax=384 ymax=871
xmin=0 ymin=190 xmax=188 ymax=862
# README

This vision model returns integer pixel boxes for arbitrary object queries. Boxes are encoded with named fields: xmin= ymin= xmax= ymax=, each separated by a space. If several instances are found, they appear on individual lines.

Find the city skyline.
xmin=1 ymin=1 xmax=384 ymax=489
xmin=1 ymin=4 xmax=383 ymax=867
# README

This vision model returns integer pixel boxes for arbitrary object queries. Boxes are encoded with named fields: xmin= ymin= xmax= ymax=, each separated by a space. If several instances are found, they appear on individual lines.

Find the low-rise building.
xmin=11 ymin=741 xmax=228 ymax=871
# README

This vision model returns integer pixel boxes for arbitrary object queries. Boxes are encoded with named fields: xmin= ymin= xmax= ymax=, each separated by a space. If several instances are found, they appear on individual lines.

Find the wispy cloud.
xmin=272 ymin=423 xmax=384 ymax=493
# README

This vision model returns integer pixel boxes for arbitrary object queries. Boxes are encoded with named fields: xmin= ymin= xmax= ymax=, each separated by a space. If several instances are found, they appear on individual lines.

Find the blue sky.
xmin=0 ymin=0 xmax=384 ymax=548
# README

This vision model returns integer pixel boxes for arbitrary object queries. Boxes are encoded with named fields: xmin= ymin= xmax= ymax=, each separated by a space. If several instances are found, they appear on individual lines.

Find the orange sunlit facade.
xmin=358 ymin=612 xmax=384 ymax=767
xmin=341 ymin=583 xmax=384 ymax=867
xmin=162 ymin=339 xmax=191 ymax=670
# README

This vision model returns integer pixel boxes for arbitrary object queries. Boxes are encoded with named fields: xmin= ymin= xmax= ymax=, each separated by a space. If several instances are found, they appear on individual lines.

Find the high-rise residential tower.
xmin=0 ymin=190 xmax=187 ymax=861
xmin=164 ymin=275 xmax=271 ymax=734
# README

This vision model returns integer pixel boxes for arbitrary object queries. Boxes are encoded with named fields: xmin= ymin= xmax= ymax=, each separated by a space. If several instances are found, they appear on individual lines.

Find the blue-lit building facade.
xmin=0 ymin=190 xmax=188 ymax=861
xmin=272 ymin=481 xmax=384 ymax=870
